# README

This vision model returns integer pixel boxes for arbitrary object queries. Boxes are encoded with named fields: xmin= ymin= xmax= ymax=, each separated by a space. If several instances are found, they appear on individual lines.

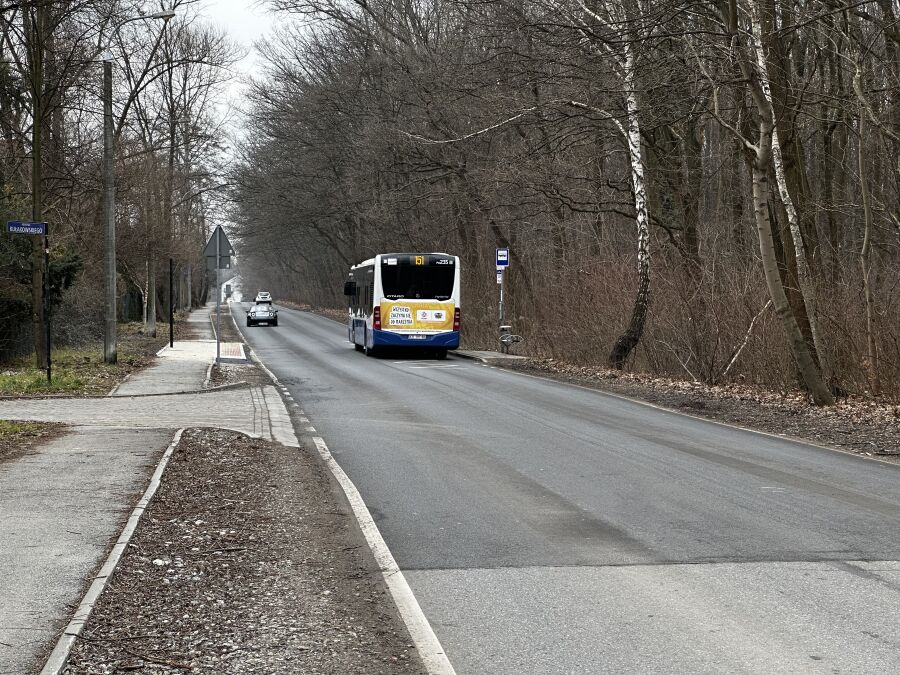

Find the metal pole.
xmin=215 ymin=228 xmax=220 ymax=365
xmin=169 ymin=257 xmax=174 ymax=348
xmin=499 ymin=268 xmax=505 ymax=328
xmin=102 ymin=58 xmax=117 ymax=364
xmin=44 ymin=231 xmax=51 ymax=384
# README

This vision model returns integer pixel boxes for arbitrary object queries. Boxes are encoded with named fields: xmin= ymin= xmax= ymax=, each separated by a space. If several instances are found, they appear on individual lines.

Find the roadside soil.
xmin=64 ymin=427 xmax=425 ymax=674
xmin=0 ymin=420 xmax=65 ymax=464
xmin=0 ymin=316 xmax=195 ymax=399
xmin=504 ymin=358 xmax=900 ymax=462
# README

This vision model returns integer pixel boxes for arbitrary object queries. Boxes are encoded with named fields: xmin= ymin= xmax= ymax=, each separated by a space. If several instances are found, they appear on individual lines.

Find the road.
xmin=238 ymin=304 xmax=900 ymax=674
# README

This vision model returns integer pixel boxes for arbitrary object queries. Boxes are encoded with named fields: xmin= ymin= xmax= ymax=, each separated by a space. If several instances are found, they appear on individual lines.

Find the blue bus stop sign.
xmin=7 ymin=221 xmax=48 ymax=235
xmin=496 ymin=247 xmax=509 ymax=267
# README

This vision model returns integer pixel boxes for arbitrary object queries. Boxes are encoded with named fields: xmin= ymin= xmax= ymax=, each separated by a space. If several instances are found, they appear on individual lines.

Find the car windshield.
xmin=251 ymin=305 xmax=272 ymax=312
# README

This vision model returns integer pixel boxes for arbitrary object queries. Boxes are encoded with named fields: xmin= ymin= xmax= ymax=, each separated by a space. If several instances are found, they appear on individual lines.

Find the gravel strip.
xmin=64 ymin=428 xmax=425 ymax=674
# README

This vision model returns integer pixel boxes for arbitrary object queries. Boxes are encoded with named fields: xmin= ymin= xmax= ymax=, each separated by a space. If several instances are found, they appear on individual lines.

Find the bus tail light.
xmin=453 ymin=308 xmax=460 ymax=331
xmin=373 ymin=306 xmax=381 ymax=330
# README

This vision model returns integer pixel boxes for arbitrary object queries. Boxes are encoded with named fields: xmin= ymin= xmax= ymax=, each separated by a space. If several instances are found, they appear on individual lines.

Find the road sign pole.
xmin=215 ymin=229 xmax=221 ymax=365
xmin=169 ymin=257 xmax=174 ymax=348
xmin=44 ymin=231 xmax=51 ymax=384
xmin=499 ymin=268 xmax=504 ymax=328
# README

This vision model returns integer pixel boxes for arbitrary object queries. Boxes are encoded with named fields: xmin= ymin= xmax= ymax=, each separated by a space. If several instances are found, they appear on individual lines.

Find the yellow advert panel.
xmin=381 ymin=301 xmax=454 ymax=331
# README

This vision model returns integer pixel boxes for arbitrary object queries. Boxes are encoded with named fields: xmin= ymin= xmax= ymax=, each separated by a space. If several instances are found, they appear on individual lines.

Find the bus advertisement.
xmin=344 ymin=253 xmax=461 ymax=358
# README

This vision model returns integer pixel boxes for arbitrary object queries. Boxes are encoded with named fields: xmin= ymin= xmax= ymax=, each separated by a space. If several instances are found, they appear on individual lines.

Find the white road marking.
xmin=312 ymin=436 xmax=455 ymax=675
xmin=235 ymin=311 xmax=453 ymax=673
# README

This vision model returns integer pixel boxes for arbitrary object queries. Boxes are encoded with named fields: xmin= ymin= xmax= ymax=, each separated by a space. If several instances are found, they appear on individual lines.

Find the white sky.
xmin=199 ymin=0 xmax=277 ymax=81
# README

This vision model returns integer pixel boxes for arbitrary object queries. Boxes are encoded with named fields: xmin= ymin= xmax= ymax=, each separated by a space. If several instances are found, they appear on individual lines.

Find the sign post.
xmin=496 ymin=248 xmax=509 ymax=329
xmin=8 ymin=222 xmax=51 ymax=383
xmin=169 ymin=257 xmax=174 ymax=348
xmin=202 ymin=226 xmax=234 ymax=366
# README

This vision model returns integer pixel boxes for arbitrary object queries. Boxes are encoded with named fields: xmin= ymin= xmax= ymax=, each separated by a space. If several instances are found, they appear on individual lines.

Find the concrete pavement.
xmin=0 ymin=305 xmax=290 ymax=673
xmin=0 ymin=428 xmax=171 ymax=675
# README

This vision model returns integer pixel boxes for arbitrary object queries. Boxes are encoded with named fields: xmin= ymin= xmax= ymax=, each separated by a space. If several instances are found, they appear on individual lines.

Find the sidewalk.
xmin=0 ymin=305 xmax=292 ymax=673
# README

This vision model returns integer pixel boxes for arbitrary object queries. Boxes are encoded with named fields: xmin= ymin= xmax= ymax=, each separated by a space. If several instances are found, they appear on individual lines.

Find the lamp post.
xmin=103 ymin=10 xmax=175 ymax=364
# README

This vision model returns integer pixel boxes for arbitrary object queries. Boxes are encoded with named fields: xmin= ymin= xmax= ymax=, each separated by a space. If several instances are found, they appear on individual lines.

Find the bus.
xmin=344 ymin=252 xmax=461 ymax=358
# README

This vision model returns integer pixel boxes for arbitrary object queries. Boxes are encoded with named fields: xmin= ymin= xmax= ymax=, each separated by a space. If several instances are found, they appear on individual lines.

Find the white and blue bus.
xmin=344 ymin=253 xmax=461 ymax=358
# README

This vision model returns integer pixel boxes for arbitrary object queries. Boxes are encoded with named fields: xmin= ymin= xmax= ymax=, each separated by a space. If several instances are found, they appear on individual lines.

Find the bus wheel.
xmin=364 ymin=344 xmax=377 ymax=357
xmin=355 ymin=343 xmax=363 ymax=352
xmin=435 ymin=348 xmax=448 ymax=360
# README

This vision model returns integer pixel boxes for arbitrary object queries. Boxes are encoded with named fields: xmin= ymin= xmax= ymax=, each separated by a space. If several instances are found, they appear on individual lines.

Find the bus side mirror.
xmin=343 ymin=281 xmax=356 ymax=296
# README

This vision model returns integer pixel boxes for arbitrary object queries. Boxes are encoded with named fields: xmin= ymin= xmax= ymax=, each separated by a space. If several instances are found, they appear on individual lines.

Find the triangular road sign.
xmin=203 ymin=226 xmax=234 ymax=259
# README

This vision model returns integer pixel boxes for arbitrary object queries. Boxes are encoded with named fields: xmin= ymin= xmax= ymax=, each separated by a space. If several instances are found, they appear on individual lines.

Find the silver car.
xmin=246 ymin=304 xmax=278 ymax=327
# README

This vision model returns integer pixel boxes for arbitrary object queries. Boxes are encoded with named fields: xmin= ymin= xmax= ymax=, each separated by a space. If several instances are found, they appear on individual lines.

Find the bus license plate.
xmin=408 ymin=335 xmax=426 ymax=340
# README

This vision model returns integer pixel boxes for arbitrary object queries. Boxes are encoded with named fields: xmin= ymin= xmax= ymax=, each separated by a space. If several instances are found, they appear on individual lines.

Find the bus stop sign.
xmin=496 ymin=247 xmax=509 ymax=268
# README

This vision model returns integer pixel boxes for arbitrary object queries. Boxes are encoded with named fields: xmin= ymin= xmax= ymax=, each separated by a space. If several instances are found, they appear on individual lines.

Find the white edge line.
xmin=40 ymin=428 xmax=186 ymax=675
xmin=496 ymin=366 xmax=900 ymax=468
xmin=232 ymin=308 xmax=455 ymax=673
xmin=312 ymin=436 xmax=455 ymax=675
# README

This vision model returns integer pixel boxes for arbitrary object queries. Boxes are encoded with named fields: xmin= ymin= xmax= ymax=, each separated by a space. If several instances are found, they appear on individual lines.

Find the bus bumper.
xmin=372 ymin=329 xmax=460 ymax=348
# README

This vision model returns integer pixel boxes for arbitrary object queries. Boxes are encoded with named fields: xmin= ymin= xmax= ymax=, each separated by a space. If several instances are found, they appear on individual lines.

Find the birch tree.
xmin=719 ymin=0 xmax=833 ymax=405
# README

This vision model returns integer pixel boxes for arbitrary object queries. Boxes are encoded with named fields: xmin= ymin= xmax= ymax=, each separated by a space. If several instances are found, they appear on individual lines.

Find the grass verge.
xmin=0 ymin=320 xmax=186 ymax=397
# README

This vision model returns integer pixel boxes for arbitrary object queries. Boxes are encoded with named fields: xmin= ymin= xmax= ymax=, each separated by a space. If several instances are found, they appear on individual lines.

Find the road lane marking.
xmin=311 ymin=436 xmax=455 ymax=675
xmin=233 ymin=311 xmax=454 ymax=674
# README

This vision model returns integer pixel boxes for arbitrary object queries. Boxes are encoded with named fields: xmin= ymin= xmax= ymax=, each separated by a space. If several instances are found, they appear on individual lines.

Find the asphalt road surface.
xmin=238 ymin=304 xmax=900 ymax=674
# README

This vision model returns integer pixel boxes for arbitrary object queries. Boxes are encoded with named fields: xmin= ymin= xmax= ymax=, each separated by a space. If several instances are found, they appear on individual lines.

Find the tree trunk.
xmin=858 ymin=114 xmax=878 ymax=393
xmin=751 ymin=160 xmax=831 ymax=404
xmin=728 ymin=0 xmax=832 ymax=405
xmin=146 ymin=253 xmax=157 ymax=337
xmin=609 ymin=46 xmax=651 ymax=370
xmin=754 ymin=27 xmax=829 ymax=377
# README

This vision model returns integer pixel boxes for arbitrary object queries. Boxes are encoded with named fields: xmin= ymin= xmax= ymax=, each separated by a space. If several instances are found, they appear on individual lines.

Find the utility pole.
xmin=100 ymin=11 xmax=175 ymax=361
xmin=215 ymin=228 xmax=221 ymax=365
xmin=103 ymin=55 xmax=116 ymax=363
xmin=27 ymin=2 xmax=47 ymax=370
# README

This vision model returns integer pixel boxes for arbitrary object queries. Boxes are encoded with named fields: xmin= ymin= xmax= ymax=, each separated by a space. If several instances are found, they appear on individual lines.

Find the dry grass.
xmin=0 ymin=320 xmax=182 ymax=397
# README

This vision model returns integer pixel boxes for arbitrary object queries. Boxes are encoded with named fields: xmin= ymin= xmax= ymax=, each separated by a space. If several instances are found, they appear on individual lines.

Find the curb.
xmin=40 ymin=429 xmax=186 ymax=675
xmin=232 ymin=307 xmax=456 ymax=674
xmin=106 ymin=372 xmax=131 ymax=396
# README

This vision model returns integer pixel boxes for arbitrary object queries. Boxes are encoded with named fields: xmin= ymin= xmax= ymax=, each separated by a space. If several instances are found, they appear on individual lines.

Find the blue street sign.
xmin=496 ymin=247 xmax=509 ymax=267
xmin=7 ymin=221 xmax=47 ymax=235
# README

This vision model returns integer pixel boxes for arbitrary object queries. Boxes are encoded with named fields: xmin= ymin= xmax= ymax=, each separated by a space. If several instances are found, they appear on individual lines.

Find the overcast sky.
xmin=199 ymin=0 xmax=277 ymax=89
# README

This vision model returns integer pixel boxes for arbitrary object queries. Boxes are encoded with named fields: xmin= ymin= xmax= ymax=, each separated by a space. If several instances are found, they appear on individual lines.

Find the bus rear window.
xmin=381 ymin=264 xmax=455 ymax=300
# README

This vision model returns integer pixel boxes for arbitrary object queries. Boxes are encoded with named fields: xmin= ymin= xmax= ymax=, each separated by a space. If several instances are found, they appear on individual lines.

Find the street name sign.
xmin=7 ymin=221 xmax=48 ymax=235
